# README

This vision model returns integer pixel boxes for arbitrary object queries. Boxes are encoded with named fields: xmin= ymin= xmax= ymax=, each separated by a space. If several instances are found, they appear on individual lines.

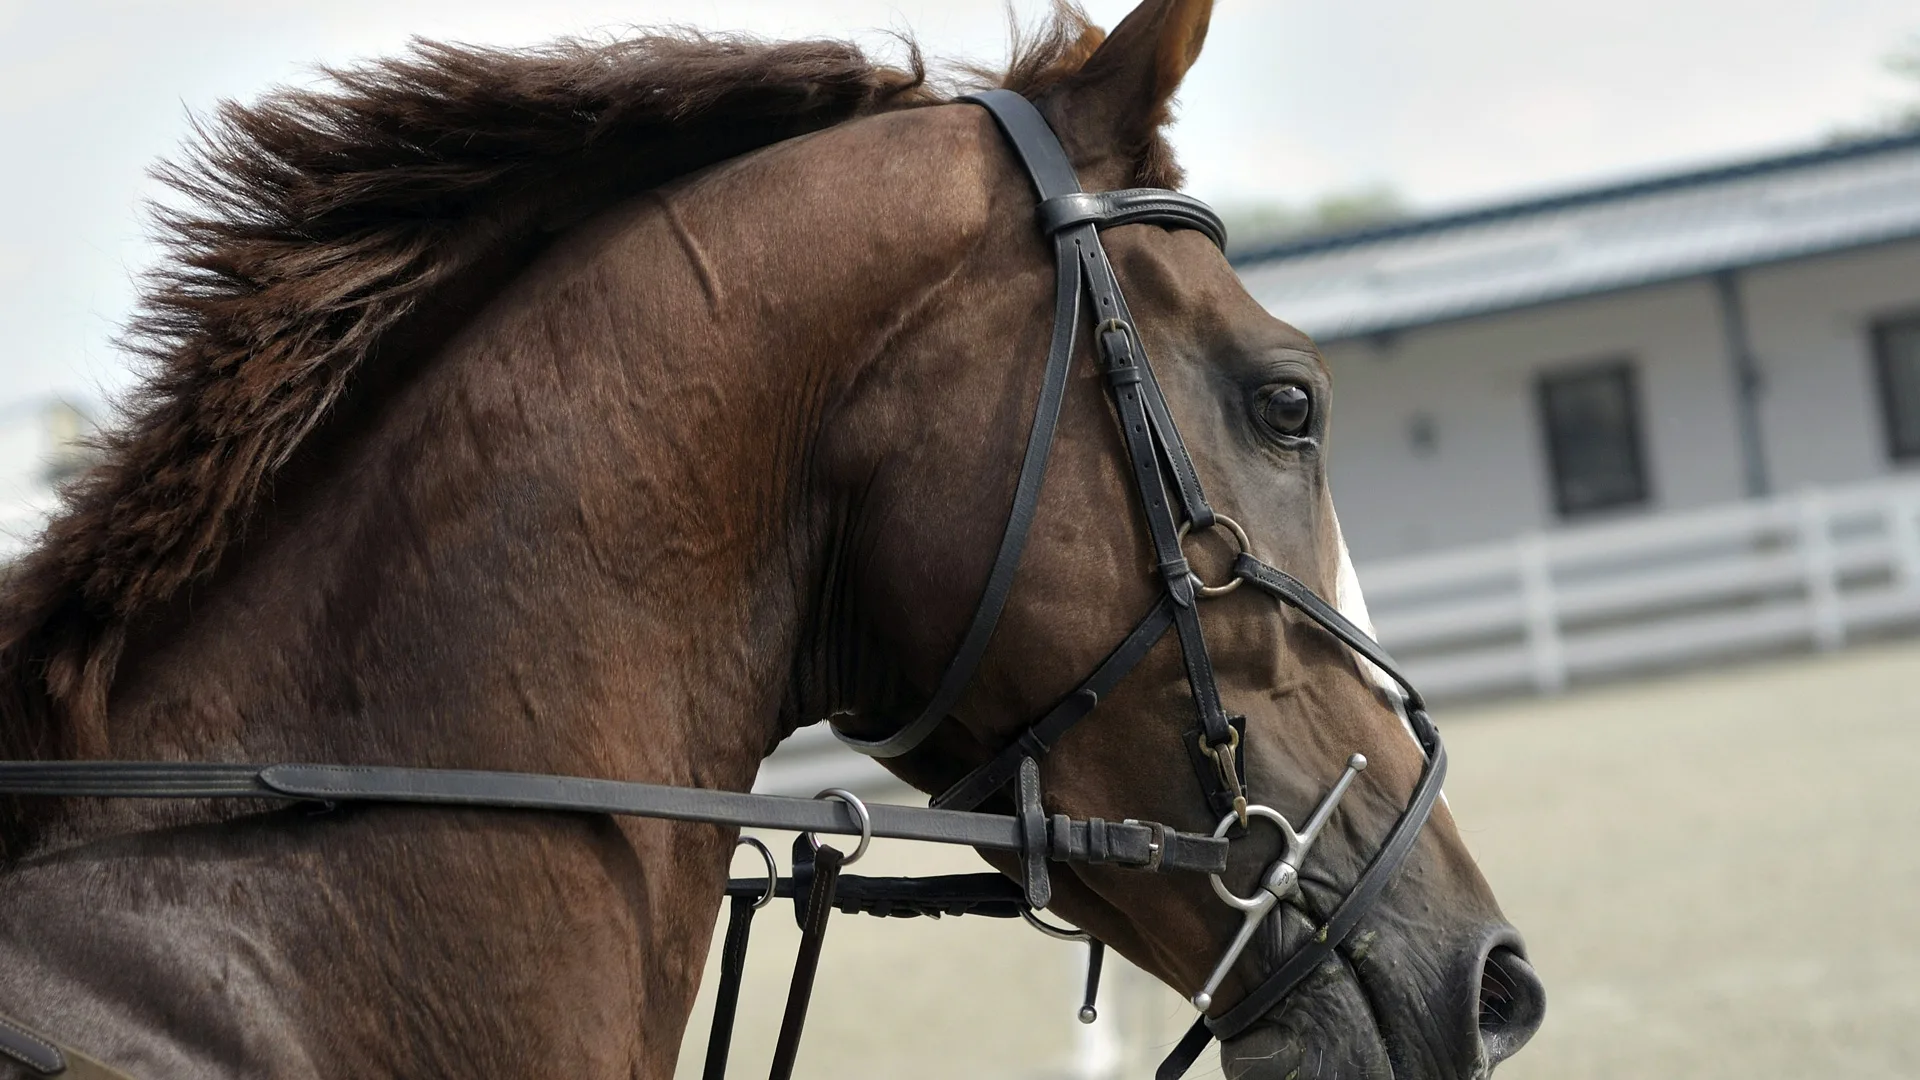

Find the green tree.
xmin=1218 ymin=185 xmax=1406 ymax=254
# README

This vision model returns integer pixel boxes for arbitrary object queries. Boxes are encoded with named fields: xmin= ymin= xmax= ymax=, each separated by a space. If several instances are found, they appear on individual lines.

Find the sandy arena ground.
xmin=675 ymin=638 xmax=1920 ymax=1079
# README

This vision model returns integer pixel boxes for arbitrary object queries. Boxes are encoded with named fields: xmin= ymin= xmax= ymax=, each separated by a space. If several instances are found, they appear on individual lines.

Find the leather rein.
xmin=0 ymin=91 xmax=1444 ymax=1080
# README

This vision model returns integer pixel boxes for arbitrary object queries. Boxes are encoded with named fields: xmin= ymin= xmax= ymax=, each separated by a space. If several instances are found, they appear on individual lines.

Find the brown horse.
xmin=0 ymin=1 xmax=1542 ymax=1077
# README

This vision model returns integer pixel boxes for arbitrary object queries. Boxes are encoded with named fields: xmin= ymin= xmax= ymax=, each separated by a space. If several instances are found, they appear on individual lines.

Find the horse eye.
xmin=1259 ymin=383 xmax=1313 ymax=437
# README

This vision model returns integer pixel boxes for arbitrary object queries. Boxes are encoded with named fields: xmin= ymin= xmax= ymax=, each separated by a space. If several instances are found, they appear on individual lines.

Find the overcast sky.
xmin=1 ymin=0 xmax=1915 ymax=409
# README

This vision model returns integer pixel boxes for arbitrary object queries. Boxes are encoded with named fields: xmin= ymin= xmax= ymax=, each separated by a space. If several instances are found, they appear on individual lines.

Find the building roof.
xmin=1230 ymin=130 xmax=1920 ymax=342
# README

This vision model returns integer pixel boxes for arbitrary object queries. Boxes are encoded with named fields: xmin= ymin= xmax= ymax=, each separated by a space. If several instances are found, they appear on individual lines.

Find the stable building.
xmin=1234 ymin=130 xmax=1920 ymax=564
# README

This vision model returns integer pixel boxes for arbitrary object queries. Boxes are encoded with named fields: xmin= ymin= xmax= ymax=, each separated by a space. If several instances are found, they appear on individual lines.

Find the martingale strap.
xmin=701 ymin=890 xmax=760 ymax=1080
xmin=767 ymin=840 xmax=845 ymax=1080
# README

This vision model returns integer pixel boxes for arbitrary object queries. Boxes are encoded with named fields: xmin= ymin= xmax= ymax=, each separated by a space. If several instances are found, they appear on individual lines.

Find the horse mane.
xmin=0 ymin=6 xmax=1141 ymax=779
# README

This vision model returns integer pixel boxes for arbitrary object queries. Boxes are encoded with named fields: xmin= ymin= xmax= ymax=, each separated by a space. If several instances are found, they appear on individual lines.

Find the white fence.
xmin=1363 ymin=475 xmax=1920 ymax=701
xmin=756 ymin=474 xmax=1920 ymax=794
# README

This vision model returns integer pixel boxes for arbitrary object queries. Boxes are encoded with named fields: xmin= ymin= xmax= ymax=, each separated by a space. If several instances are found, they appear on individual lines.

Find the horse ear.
xmin=1057 ymin=0 xmax=1213 ymax=173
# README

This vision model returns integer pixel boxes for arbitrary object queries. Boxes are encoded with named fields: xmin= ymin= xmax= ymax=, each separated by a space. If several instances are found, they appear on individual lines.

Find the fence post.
xmin=1799 ymin=489 xmax=1844 ymax=651
xmin=1517 ymin=533 xmax=1566 ymax=693
xmin=1891 ymin=493 xmax=1920 ymax=598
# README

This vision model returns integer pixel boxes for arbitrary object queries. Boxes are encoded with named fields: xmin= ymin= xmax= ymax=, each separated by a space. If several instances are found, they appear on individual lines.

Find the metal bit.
xmin=1192 ymin=754 xmax=1368 ymax=1012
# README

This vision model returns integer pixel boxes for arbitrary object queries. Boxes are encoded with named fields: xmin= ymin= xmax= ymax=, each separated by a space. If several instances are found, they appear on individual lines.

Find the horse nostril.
xmin=1477 ymin=945 xmax=1546 ymax=1064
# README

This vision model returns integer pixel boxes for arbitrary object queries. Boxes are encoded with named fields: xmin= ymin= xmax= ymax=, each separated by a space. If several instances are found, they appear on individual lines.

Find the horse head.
xmin=0 ymin=3 xmax=1540 ymax=1076
xmin=807 ymin=2 xmax=1545 ymax=1075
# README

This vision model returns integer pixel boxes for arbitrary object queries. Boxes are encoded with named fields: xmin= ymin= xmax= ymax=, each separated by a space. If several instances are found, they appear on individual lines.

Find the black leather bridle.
xmin=0 ymin=90 xmax=1444 ymax=1080
xmin=825 ymin=90 xmax=1449 ymax=1078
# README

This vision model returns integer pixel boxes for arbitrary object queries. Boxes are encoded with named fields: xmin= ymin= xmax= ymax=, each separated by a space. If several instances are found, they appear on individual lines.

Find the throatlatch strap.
xmin=830 ymin=98 xmax=1087 ymax=761
xmin=769 ymin=843 xmax=845 ymax=1080
xmin=702 ymin=894 xmax=758 ymax=1080
xmin=833 ymin=88 xmax=1226 ymax=762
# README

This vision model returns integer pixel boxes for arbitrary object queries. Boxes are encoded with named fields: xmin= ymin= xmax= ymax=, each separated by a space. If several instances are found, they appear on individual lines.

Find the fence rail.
xmin=1363 ymin=476 xmax=1920 ymax=702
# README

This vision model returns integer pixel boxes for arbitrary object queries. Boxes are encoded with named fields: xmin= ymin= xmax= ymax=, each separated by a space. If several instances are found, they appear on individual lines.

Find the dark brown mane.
xmin=0 ymin=6 xmax=1143 ymax=777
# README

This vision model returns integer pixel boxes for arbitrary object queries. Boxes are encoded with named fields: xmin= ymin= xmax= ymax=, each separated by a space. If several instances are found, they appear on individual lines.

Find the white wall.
xmin=1312 ymin=237 xmax=1920 ymax=564
xmin=1742 ymin=240 xmax=1920 ymax=490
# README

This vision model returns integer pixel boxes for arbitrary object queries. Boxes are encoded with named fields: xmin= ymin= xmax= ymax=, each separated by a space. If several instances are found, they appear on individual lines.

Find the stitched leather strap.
xmin=0 ymin=762 xmax=1227 ymax=875
xmin=0 ymin=1012 xmax=63 ymax=1075
xmin=769 ymin=842 xmax=843 ymax=1080
xmin=1016 ymin=756 xmax=1051 ymax=908
xmin=0 ymin=1010 xmax=136 ymax=1080
xmin=701 ymin=894 xmax=757 ymax=1080
xmin=725 ymin=872 xmax=1024 ymax=919
xmin=0 ymin=762 xmax=267 ymax=798
xmin=1038 ymin=189 xmax=1227 ymax=251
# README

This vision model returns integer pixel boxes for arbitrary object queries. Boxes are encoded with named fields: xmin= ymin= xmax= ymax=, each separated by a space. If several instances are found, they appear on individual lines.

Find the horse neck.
xmin=103 ymin=208 xmax=876 ymax=797
xmin=93 ymin=104 xmax=998 ymax=802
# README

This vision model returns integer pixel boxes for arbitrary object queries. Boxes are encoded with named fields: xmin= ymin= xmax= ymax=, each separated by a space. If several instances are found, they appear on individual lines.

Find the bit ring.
xmin=1177 ymin=514 xmax=1251 ymax=598
xmin=810 ymin=788 xmax=872 ymax=866
xmin=1207 ymin=804 xmax=1297 ymax=911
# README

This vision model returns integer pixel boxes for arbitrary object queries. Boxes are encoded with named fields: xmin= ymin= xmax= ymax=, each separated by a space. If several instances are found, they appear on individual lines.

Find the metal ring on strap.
xmin=1177 ymin=514 xmax=1251 ymax=598
xmin=810 ymin=788 xmax=872 ymax=866
xmin=732 ymin=836 xmax=779 ymax=910
xmin=1207 ymin=804 xmax=1296 ymax=912
xmin=1020 ymin=907 xmax=1092 ymax=942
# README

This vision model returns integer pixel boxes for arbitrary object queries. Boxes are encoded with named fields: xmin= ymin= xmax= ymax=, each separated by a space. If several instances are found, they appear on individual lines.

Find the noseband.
xmin=0 ymin=90 xmax=1445 ymax=1080
xmin=829 ymin=90 xmax=1448 ymax=1077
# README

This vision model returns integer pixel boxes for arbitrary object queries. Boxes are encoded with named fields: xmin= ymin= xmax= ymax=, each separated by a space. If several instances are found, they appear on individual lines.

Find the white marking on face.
xmin=1329 ymin=509 xmax=1430 ymax=763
